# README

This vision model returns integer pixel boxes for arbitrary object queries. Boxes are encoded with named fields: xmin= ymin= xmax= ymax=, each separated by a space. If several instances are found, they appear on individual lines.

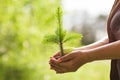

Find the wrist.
xmin=81 ymin=50 xmax=95 ymax=63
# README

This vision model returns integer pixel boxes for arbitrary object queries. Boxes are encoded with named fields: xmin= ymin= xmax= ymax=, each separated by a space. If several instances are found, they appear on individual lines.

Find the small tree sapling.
xmin=43 ymin=7 xmax=82 ymax=56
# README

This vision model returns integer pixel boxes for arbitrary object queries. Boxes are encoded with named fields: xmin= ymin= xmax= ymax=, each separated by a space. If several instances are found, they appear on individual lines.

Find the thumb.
xmin=57 ymin=54 xmax=73 ymax=62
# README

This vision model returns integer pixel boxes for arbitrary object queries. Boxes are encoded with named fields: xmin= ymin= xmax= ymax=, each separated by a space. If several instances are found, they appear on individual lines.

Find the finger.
xmin=50 ymin=57 xmax=62 ymax=67
xmin=50 ymin=60 xmax=72 ymax=73
xmin=50 ymin=65 xmax=58 ymax=70
xmin=50 ymin=57 xmax=72 ymax=71
xmin=49 ymin=58 xmax=68 ymax=73
xmin=49 ymin=64 xmax=53 ymax=70
xmin=56 ymin=67 xmax=69 ymax=74
xmin=49 ymin=57 xmax=58 ymax=69
xmin=50 ymin=56 xmax=72 ymax=68
xmin=52 ymin=66 xmax=67 ymax=74
xmin=53 ymin=52 xmax=60 ymax=57
xmin=50 ymin=61 xmax=61 ymax=69
xmin=58 ymin=54 xmax=73 ymax=62
xmin=50 ymin=64 xmax=66 ymax=73
xmin=51 ymin=66 xmax=62 ymax=72
xmin=50 ymin=56 xmax=73 ymax=69
xmin=49 ymin=61 xmax=55 ymax=70
xmin=50 ymin=57 xmax=58 ymax=63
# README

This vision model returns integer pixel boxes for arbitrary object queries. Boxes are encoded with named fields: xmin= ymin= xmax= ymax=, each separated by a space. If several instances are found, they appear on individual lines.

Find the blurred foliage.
xmin=0 ymin=0 xmax=110 ymax=80
xmin=0 ymin=0 xmax=60 ymax=80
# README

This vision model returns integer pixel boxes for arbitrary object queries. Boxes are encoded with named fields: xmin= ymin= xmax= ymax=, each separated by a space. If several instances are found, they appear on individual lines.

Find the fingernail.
xmin=55 ymin=56 xmax=60 ymax=59
xmin=51 ymin=57 xmax=56 ymax=61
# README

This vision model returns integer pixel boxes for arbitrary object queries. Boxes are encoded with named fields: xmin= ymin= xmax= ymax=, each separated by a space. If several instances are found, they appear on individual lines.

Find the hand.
xmin=49 ymin=48 xmax=75 ymax=69
xmin=49 ymin=50 xmax=89 ymax=74
xmin=49 ymin=51 xmax=61 ymax=70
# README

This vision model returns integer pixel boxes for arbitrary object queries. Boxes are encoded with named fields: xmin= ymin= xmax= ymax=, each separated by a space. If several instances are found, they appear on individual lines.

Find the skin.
xmin=49 ymin=0 xmax=120 ymax=74
xmin=50 ymin=37 xmax=120 ymax=73
xmin=49 ymin=36 xmax=120 ymax=73
xmin=49 ymin=37 xmax=113 ymax=73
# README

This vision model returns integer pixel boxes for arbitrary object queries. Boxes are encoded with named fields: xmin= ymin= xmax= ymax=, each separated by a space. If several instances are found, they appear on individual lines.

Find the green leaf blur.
xmin=0 ymin=0 xmax=60 ymax=80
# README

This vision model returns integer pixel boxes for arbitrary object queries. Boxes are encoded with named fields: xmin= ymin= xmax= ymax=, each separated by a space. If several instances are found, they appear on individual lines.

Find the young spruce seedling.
xmin=43 ymin=7 xmax=82 ymax=56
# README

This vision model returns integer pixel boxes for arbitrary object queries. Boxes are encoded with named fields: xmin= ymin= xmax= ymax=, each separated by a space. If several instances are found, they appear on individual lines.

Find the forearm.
xmin=85 ymin=40 xmax=120 ymax=62
xmin=75 ymin=36 xmax=109 ymax=50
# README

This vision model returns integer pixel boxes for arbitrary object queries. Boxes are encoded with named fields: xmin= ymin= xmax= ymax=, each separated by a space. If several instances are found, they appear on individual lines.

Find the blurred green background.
xmin=0 ymin=0 xmax=110 ymax=80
